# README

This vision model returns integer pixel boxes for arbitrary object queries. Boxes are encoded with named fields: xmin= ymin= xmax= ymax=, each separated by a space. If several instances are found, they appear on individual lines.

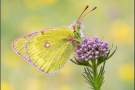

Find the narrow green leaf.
xmin=105 ymin=46 xmax=117 ymax=60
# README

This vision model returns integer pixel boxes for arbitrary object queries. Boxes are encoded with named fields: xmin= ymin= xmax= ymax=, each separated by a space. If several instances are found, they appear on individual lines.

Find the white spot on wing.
xmin=45 ymin=43 xmax=50 ymax=48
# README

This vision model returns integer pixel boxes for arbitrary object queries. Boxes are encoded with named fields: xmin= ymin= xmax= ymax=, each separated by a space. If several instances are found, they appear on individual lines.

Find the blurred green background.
xmin=1 ymin=0 xmax=134 ymax=90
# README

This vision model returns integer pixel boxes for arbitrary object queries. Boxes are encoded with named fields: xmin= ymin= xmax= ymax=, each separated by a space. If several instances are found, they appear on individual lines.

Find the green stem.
xmin=92 ymin=60 xmax=100 ymax=90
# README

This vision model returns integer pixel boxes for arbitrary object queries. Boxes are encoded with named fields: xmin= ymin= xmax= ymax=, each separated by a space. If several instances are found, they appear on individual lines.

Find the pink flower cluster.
xmin=76 ymin=36 xmax=109 ymax=61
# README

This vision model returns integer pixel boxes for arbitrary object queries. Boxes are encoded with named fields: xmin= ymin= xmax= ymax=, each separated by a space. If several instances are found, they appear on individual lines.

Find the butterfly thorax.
xmin=69 ymin=21 xmax=84 ymax=47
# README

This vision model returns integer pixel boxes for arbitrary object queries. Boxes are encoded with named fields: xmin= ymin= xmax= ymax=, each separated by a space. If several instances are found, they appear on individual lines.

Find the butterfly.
xmin=12 ymin=5 xmax=96 ymax=74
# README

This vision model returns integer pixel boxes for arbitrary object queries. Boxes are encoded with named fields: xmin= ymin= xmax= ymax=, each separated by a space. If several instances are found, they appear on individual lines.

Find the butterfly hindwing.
xmin=13 ymin=27 xmax=75 ymax=74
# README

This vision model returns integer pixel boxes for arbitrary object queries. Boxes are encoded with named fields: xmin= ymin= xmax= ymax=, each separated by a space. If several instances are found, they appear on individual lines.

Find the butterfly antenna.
xmin=77 ymin=5 xmax=89 ymax=22
xmin=79 ymin=7 xmax=97 ymax=21
xmin=83 ymin=30 xmax=90 ymax=37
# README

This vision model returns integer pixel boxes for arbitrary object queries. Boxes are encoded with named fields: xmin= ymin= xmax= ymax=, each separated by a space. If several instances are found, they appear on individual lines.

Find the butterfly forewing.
xmin=12 ymin=33 xmax=37 ymax=61
xmin=13 ymin=27 xmax=75 ymax=74
xmin=12 ymin=28 xmax=51 ymax=61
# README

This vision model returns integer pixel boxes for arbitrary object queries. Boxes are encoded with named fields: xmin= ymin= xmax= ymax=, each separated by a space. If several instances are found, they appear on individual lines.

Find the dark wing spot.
xmin=41 ymin=31 xmax=44 ymax=35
